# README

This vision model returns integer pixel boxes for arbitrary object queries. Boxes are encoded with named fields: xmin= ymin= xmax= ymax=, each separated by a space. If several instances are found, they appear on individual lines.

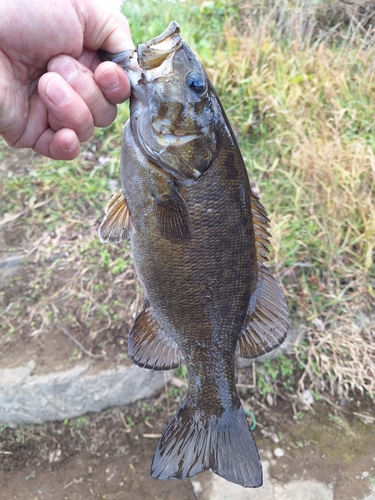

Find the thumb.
xmin=78 ymin=0 xmax=134 ymax=53
xmin=0 ymin=56 xmax=28 ymax=145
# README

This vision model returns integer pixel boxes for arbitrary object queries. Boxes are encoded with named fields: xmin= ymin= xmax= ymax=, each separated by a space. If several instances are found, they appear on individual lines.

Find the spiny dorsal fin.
xmin=128 ymin=302 xmax=184 ymax=370
xmin=98 ymin=190 xmax=132 ymax=243
xmin=237 ymin=263 xmax=289 ymax=359
xmin=250 ymin=190 xmax=272 ymax=263
xmin=153 ymin=184 xmax=192 ymax=241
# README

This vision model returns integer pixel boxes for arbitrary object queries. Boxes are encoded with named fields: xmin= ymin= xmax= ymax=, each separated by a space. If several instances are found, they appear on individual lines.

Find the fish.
xmin=98 ymin=21 xmax=289 ymax=488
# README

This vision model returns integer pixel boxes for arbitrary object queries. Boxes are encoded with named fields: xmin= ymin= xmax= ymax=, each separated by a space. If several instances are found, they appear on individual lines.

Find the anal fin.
xmin=153 ymin=183 xmax=192 ymax=241
xmin=237 ymin=264 xmax=289 ymax=359
xmin=98 ymin=190 xmax=132 ymax=243
xmin=128 ymin=302 xmax=184 ymax=370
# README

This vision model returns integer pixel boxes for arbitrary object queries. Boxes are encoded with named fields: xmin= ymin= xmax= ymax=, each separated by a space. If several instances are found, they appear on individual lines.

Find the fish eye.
xmin=187 ymin=73 xmax=206 ymax=93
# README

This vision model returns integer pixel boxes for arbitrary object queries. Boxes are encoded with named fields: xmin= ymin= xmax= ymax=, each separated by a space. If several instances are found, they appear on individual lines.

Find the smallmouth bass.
xmin=99 ymin=22 xmax=289 ymax=488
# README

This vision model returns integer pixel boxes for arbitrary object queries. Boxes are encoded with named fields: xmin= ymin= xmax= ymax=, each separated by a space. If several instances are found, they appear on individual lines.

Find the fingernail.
xmin=66 ymin=135 xmax=79 ymax=152
xmin=45 ymin=75 xmax=71 ymax=106
xmin=49 ymin=56 xmax=80 ymax=84
xmin=99 ymin=69 xmax=120 ymax=92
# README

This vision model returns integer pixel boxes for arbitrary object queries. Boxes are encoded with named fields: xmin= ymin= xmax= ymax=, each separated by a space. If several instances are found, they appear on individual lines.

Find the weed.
xmin=68 ymin=348 xmax=81 ymax=363
xmin=111 ymin=257 xmax=130 ymax=275
xmin=257 ymin=355 xmax=298 ymax=396
xmin=278 ymin=356 xmax=295 ymax=377
xmin=168 ymin=386 xmax=182 ymax=399
xmin=174 ymin=365 xmax=188 ymax=380
xmin=141 ymin=402 xmax=152 ymax=413
xmin=126 ymin=416 xmax=135 ymax=428
xmin=257 ymin=374 xmax=273 ymax=396
xmin=328 ymin=413 xmax=342 ymax=425
xmin=63 ymin=416 xmax=90 ymax=428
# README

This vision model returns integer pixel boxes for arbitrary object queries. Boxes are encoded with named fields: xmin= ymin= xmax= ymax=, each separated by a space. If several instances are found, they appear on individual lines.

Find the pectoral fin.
xmin=153 ymin=183 xmax=192 ymax=240
xmin=128 ymin=302 xmax=184 ymax=370
xmin=237 ymin=264 xmax=289 ymax=359
xmin=98 ymin=190 xmax=132 ymax=243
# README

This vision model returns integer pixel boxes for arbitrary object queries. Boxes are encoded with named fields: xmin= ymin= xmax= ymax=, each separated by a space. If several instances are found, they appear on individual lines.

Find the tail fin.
xmin=151 ymin=399 xmax=262 ymax=488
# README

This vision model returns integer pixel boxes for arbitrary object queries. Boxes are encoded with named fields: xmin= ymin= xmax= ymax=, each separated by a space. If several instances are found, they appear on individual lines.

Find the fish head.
xmin=121 ymin=22 xmax=218 ymax=183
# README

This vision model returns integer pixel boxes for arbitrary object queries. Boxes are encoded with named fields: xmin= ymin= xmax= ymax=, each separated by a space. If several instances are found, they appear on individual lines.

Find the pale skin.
xmin=0 ymin=0 xmax=133 ymax=160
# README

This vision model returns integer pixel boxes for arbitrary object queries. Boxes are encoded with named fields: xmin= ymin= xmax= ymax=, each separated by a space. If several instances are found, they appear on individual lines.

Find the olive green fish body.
xmin=121 ymin=115 xmax=261 ymax=485
xmin=98 ymin=22 xmax=289 ymax=488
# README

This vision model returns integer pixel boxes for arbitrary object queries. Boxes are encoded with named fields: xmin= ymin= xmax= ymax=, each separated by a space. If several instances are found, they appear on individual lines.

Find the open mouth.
xmin=138 ymin=21 xmax=182 ymax=70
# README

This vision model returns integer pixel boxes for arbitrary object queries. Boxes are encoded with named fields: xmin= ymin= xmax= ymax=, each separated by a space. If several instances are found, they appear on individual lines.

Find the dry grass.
xmin=235 ymin=0 xmax=375 ymax=48
xmin=297 ymin=301 xmax=375 ymax=397
xmin=0 ymin=217 xmax=143 ymax=367
xmin=0 ymin=143 xmax=142 ymax=368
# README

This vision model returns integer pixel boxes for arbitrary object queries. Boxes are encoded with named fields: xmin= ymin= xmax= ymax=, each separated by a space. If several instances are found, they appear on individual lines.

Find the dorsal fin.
xmin=237 ymin=263 xmax=289 ymax=359
xmin=128 ymin=302 xmax=184 ymax=370
xmin=250 ymin=190 xmax=272 ymax=263
xmin=98 ymin=190 xmax=133 ymax=243
xmin=237 ymin=190 xmax=288 ymax=358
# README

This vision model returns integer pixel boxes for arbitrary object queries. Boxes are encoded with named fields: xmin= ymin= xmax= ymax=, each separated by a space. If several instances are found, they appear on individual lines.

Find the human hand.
xmin=0 ymin=0 xmax=133 ymax=160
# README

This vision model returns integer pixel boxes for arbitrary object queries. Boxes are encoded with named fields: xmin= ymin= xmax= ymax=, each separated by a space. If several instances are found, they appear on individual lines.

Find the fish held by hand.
xmin=99 ymin=21 xmax=289 ymax=488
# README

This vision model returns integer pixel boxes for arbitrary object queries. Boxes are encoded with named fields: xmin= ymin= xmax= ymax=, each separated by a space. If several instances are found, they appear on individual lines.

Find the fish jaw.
xmin=100 ymin=23 xmax=183 ymax=108
xmin=137 ymin=20 xmax=183 ymax=70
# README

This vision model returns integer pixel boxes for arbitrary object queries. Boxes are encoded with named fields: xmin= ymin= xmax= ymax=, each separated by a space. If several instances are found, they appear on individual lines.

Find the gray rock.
xmin=192 ymin=461 xmax=274 ymax=499
xmin=0 ymin=362 xmax=167 ymax=424
xmin=0 ymin=256 xmax=27 ymax=269
xmin=273 ymin=480 xmax=333 ymax=500
xmin=300 ymin=389 xmax=314 ymax=406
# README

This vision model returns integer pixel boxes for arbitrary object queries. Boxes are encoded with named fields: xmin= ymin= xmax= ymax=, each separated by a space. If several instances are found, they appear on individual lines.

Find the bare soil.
xmin=1 ymin=394 xmax=375 ymax=500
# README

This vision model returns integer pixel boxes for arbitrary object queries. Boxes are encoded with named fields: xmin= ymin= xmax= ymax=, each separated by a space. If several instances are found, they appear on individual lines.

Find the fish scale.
xmin=98 ymin=21 xmax=289 ymax=488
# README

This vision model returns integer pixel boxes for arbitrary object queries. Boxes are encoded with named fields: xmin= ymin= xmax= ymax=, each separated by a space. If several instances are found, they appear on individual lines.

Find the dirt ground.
xmin=0 ymin=142 xmax=142 ymax=376
xmin=1 ymin=393 xmax=375 ymax=500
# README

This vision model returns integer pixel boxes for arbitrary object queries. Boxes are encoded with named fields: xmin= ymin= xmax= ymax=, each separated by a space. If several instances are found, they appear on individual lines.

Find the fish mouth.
xmin=99 ymin=21 xmax=183 ymax=101
xmin=137 ymin=21 xmax=182 ymax=70
xmin=99 ymin=21 xmax=182 ymax=77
